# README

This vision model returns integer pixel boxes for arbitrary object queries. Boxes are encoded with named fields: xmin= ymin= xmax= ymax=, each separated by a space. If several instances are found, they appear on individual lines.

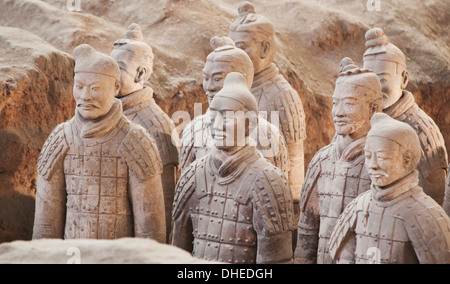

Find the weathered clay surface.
xmin=0 ymin=238 xmax=218 ymax=264
xmin=0 ymin=26 xmax=75 ymax=243
xmin=329 ymin=113 xmax=450 ymax=264
xmin=0 ymin=0 xmax=448 ymax=245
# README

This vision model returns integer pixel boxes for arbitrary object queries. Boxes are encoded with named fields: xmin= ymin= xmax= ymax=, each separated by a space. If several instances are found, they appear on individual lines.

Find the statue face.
xmin=203 ymin=61 xmax=234 ymax=104
xmin=209 ymin=108 xmax=247 ymax=151
xmin=230 ymin=31 xmax=268 ymax=75
xmin=73 ymin=72 xmax=117 ymax=120
xmin=363 ymin=59 xmax=405 ymax=109
xmin=110 ymin=49 xmax=141 ymax=97
xmin=332 ymin=83 xmax=372 ymax=137
xmin=364 ymin=136 xmax=407 ymax=187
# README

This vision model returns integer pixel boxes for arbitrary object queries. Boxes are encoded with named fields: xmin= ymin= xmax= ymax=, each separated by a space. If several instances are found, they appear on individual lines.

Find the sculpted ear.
xmin=401 ymin=70 xmax=409 ymax=89
xmin=115 ymin=80 xmax=121 ymax=95
xmin=260 ymin=40 xmax=271 ymax=59
xmin=402 ymin=150 xmax=413 ymax=170
xmin=134 ymin=66 xmax=146 ymax=83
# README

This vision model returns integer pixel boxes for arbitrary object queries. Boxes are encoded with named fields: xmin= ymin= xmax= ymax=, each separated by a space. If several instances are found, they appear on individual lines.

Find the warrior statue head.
xmin=362 ymin=27 xmax=409 ymax=109
xmin=203 ymin=36 xmax=254 ymax=104
xmin=229 ymin=1 xmax=276 ymax=75
xmin=332 ymin=57 xmax=382 ymax=140
xmin=73 ymin=44 xmax=121 ymax=120
xmin=110 ymin=23 xmax=154 ymax=97
xmin=209 ymin=72 xmax=259 ymax=152
xmin=365 ymin=113 xmax=421 ymax=188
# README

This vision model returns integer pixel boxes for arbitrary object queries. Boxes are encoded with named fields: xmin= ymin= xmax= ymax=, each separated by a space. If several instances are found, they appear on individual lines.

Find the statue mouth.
xmin=368 ymin=170 xmax=389 ymax=178
xmin=333 ymin=119 xmax=349 ymax=126
xmin=78 ymin=103 xmax=99 ymax=110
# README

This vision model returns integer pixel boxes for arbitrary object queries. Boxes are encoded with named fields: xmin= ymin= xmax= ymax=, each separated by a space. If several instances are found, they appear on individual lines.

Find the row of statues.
xmin=31 ymin=2 xmax=450 ymax=264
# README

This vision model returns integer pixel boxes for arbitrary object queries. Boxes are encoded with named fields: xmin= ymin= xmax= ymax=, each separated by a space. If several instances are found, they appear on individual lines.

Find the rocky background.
xmin=0 ymin=0 xmax=448 ymax=245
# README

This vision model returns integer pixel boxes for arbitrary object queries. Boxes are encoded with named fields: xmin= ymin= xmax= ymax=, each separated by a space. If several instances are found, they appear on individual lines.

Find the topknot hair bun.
xmin=339 ymin=57 xmax=358 ymax=74
xmin=124 ymin=23 xmax=144 ymax=41
xmin=238 ymin=1 xmax=255 ymax=17
xmin=365 ymin=27 xmax=389 ymax=48
xmin=210 ymin=36 xmax=236 ymax=50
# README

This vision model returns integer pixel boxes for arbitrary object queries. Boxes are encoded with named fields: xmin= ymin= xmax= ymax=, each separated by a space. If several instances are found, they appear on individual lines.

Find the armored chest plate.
xmin=353 ymin=204 xmax=418 ymax=264
xmin=190 ymin=181 xmax=256 ymax=264
xmin=316 ymin=153 xmax=370 ymax=263
xmin=63 ymin=137 xmax=133 ymax=239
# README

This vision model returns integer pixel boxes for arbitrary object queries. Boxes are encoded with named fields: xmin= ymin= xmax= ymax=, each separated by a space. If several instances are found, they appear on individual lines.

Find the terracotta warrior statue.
xmin=110 ymin=24 xmax=179 ymax=243
xmin=179 ymin=36 xmax=289 ymax=176
xmin=33 ymin=44 xmax=166 ymax=242
xmin=229 ymin=1 xmax=307 ymax=208
xmin=444 ymin=167 xmax=450 ymax=215
xmin=329 ymin=113 xmax=450 ymax=264
xmin=294 ymin=58 xmax=382 ymax=264
xmin=363 ymin=27 xmax=448 ymax=205
xmin=172 ymin=72 xmax=295 ymax=264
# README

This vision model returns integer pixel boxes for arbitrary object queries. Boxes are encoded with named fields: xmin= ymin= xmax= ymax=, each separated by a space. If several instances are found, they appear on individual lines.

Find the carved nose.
xmin=366 ymin=155 xmax=379 ymax=170
xmin=80 ymin=87 xmax=92 ymax=101
xmin=333 ymin=102 xmax=345 ymax=117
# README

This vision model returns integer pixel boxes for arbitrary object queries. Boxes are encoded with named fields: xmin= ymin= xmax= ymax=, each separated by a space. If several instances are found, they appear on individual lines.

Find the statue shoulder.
xmin=271 ymin=79 xmax=307 ymax=143
xmin=134 ymin=105 xmax=179 ymax=166
xmin=253 ymin=117 xmax=290 ymax=175
xmin=410 ymin=108 xmax=448 ymax=177
xmin=299 ymin=144 xmax=332 ymax=212
xmin=251 ymin=162 xmax=296 ymax=236
xmin=328 ymin=191 xmax=370 ymax=260
xmin=118 ymin=122 xmax=163 ymax=182
xmin=401 ymin=189 xmax=450 ymax=263
xmin=37 ymin=122 xmax=70 ymax=181
xmin=172 ymin=159 xmax=200 ymax=219
xmin=179 ymin=115 xmax=209 ymax=171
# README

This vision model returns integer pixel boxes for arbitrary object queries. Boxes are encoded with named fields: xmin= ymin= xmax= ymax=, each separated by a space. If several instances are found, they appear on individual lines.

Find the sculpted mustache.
xmin=368 ymin=170 xmax=389 ymax=177
xmin=77 ymin=102 xmax=100 ymax=108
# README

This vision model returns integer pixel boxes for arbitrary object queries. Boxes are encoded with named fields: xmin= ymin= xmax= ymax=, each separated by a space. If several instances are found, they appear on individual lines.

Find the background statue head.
xmin=209 ymin=72 xmax=259 ymax=151
xmin=73 ymin=44 xmax=121 ymax=120
xmin=203 ymin=36 xmax=254 ymax=104
xmin=229 ymin=1 xmax=276 ymax=75
xmin=362 ymin=27 xmax=409 ymax=109
xmin=365 ymin=113 xmax=421 ymax=187
xmin=332 ymin=57 xmax=382 ymax=139
xmin=110 ymin=23 xmax=154 ymax=97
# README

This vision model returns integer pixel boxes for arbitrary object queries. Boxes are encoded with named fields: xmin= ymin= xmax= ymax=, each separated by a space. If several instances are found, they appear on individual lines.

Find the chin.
xmin=335 ymin=125 xmax=355 ymax=136
xmin=78 ymin=109 xmax=102 ymax=120
xmin=371 ymin=177 xmax=393 ymax=188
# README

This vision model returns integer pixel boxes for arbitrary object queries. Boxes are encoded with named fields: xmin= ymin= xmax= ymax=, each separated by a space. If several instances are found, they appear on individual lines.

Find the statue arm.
xmin=328 ymin=195 xmax=362 ymax=264
xmin=161 ymin=164 xmax=177 ymax=243
xmin=171 ymin=163 xmax=197 ymax=253
xmin=256 ymin=232 xmax=294 ymax=264
xmin=294 ymin=186 xmax=320 ymax=264
xmin=178 ymin=120 xmax=196 ymax=174
xmin=252 ymin=166 xmax=296 ymax=264
xmin=33 ymin=169 xmax=66 ymax=239
xmin=129 ymin=173 xmax=166 ymax=243
xmin=294 ymin=154 xmax=322 ymax=264
xmin=33 ymin=123 xmax=69 ymax=239
xmin=444 ymin=169 xmax=450 ymax=216
xmin=287 ymin=141 xmax=305 ymax=203
xmin=419 ymin=168 xmax=446 ymax=206
xmin=171 ymin=206 xmax=194 ymax=253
